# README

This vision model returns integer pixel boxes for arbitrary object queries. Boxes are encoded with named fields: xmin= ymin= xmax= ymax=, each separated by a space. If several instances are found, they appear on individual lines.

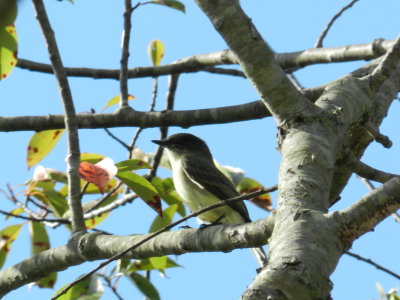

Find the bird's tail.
xmin=250 ymin=247 xmax=268 ymax=267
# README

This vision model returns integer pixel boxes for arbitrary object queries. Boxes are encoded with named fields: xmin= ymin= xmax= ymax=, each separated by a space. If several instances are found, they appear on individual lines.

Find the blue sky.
xmin=1 ymin=0 xmax=400 ymax=299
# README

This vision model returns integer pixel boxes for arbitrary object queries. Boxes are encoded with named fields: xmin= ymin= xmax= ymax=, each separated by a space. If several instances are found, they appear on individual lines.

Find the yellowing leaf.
xmin=84 ymin=212 xmax=110 ymax=229
xmin=101 ymin=94 xmax=136 ymax=112
xmin=80 ymin=153 xmax=105 ymax=164
xmin=115 ymin=159 xmax=152 ymax=172
xmin=147 ymin=40 xmax=165 ymax=66
xmin=150 ymin=0 xmax=185 ymax=13
xmin=27 ymin=129 xmax=64 ymax=169
xmin=0 ymin=24 xmax=17 ymax=81
xmin=237 ymin=177 xmax=272 ymax=211
xmin=0 ymin=224 xmax=22 ymax=268
xmin=29 ymin=222 xmax=57 ymax=288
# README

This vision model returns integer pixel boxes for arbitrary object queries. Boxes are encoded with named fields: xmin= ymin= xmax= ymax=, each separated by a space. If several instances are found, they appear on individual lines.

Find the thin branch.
xmin=345 ymin=154 xmax=399 ymax=183
xmin=97 ymin=273 xmax=124 ymax=300
xmin=315 ymin=0 xmax=360 ymax=48
xmin=119 ymin=0 xmax=133 ymax=107
xmin=32 ymin=0 xmax=85 ymax=232
xmin=16 ymin=39 xmax=396 ymax=79
xmin=104 ymin=128 xmax=131 ymax=150
xmin=148 ymin=74 xmax=180 ymax=179
xmin=0 ymin=209 xmax=69 ymax=223
xmin=346 ymin=251 xmax=400 ymax=280
xmin=52 ymin=185 xmax=278 ymax=299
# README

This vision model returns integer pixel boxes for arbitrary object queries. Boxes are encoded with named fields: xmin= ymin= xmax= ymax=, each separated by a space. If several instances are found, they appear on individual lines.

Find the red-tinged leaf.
xmin=52 ymin=274 xmax=104 ymax=300
xmin=0 ymin=24 xmax=17 ymax=81
xmin=116 ymin=159 xmax=152 ymax=172
xmin=29 ymin=222 xmax=57 ymax=288
xmin=116 ymin=171 xmax=162 ymax=216
xmin=237 ymin=177 xmax=272 ymax=211
xmin=79 ymin=158 xmax=117 ymax=194
xmin=101 ymin=94 xmax=136 ymax=112
xmin=26 ymin=130 xmax=64 ymax=169
xmin=127 ymin=272 xmax=160 ymax=300
xmin=0 ymin=224 xmax=22 ymax=268
xmin=150 ymin=0 xmax=185 ymax=13
xmin=30 ymin=221 xmax=50 ymax=254
xmin=149 ymin=204 xmax=177 ymax=233
xmin=147 ymin=40 xmax=165 ymax=66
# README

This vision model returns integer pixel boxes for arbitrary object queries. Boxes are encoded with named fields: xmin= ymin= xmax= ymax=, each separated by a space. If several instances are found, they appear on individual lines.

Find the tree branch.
xmin=119 ymin=0 xmax=133 ymax=107
xmin=314 ymin=0 xmax=360 ymax=48
xmin=339 ymin=177 xmax=400 ymax=248
xmin=195 ymin=0 xmax=317 ymax=124
xmin=32 ymin=0 xmax=85 ymax=232
xmin=16 ymin=39 xmax=396 ymax=79
xmin=0 ymin=198 xmax=275 ymax=297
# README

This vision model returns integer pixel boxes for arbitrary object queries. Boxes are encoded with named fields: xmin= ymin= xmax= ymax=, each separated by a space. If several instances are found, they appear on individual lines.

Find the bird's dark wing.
xmin=182 ymin=155 xmax=251 ymax=222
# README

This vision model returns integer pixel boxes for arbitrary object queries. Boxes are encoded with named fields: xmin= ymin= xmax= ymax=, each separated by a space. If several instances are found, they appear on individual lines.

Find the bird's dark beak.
xmin=152 ymin=139 xmax=167 ymax=146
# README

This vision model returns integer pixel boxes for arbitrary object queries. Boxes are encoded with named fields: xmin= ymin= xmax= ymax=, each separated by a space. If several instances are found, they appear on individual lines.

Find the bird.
xmin=152 ymin=133 xmax=267 ymax=266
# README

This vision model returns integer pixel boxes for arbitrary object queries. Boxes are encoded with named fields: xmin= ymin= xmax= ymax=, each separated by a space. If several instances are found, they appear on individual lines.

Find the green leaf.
xmin=101 ymin=94 xmax=136 ymax=112
xmin=59 ymin=178 xmax=119 ymax=196
xmin=0 ymin=0 xmax=17 ymax=27
xmin=5 ymin=207 xmax=24 ymax=220
xmin=127 ymin=272 xmax=160 ymax=300
xmin=151 ymin=177 xmax=185 ymax=216
xmin=147 ymin=40 xmax=165 ymax=66
xmin=117 ymin=171 xmax=162 ymax=216
xmin=116 ymin=159 xmax=152 ymax=172
xmin=29 ymin=222 xmax=57 ymax=288
xmin=0 ymin=24 xmax=17 ymax=81
xmin=31 ymin=188 xmax=69 ymax=217
xmin=127 ymin=257 xmax=180 ymax=272
xmin=150 ymin=0 xmax=185 ymax=13
xmin=26 ymin=130 xmax=64 ymax=169
xmin=149 ymin=256 xmax=167 ymax=269
xmin=53 ymin=274 xmax=104 ymax=300
xmin=0 ymin=224 xmax=22 ymax=268
xmin=149 ymin=204 xmax=177 ymax=233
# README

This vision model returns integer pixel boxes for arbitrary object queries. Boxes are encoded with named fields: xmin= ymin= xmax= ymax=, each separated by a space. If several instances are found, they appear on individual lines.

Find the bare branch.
xmin=32 ymin=0 xmax=85 ymax=232
xmin=16 ymin=39 xmax=396 ymax=79
xmin=195 ymin=0 xmax=317 ymax=124
xmin=119 ymin=0 xmax=133 ymax=107
xmin=363 ymin=121 xmax=393 ymax=148
xmin=346 ymin=251 xmax=400 ymax=280
xmin=52 ymin=186 xmax=277 ymax=299
xmin=315 ymin=0 xmax=360 ymax=48
xmin=339 ymin=177 xmax=400 ymax=247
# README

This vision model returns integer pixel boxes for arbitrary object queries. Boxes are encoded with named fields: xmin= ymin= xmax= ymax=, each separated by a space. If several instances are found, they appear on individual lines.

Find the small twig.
xmin=345 ymin=153 xmax=398 ymax=183
xmin=346 ymin=251 xmax=400 ymax=280
xmin=85 ymin=182 xmax=123 ymax=214
xmin=32 ymin=0 xmax=85 ymax=233
xmin=363 ymin=121 xmax=393 ymax=148
xmin=52 ymin=185 xmax=278 ymax=299
xmin=0 ymin=209 xmax=69 ymax=224
xmin=119 ymin=0 xmax=133 ymax=107
xmin=148 ymin=74 xmax=180 ymax=179
xmin=97 ymin=273 xmax=124 ymax=300
xmin=104 ymin=128 xmax=131 ymax=150
xmin=315 ymin=0 xmax=360 ymax=48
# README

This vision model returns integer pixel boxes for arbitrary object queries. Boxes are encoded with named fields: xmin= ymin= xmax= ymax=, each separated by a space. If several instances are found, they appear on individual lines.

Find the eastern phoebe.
xmin=152 ymin=133 xmax=267 ymax=266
